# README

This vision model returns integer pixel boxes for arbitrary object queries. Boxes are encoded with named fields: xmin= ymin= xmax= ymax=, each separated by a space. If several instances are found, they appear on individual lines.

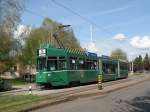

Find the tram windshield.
xmin=47 ymin=57 xmax=66 ymax=71
xmin=47 ymin=57 xmax=57 ymax=71
xmin=37 ymin=57 xmax=46 ymax=71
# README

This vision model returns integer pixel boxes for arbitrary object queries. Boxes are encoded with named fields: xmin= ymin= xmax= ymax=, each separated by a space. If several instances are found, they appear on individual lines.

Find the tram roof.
xmin=38 ymin=44 xmax=98 ymax=59
xmin=99 ymin=56 xmax=128 ymax=64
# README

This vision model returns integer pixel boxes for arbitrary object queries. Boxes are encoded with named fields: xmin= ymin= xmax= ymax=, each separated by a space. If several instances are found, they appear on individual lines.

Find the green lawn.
xmin=0 ymin=95 xmax=46 ymax=112
xmin=12 ymin=79 xmax=31 ymax=86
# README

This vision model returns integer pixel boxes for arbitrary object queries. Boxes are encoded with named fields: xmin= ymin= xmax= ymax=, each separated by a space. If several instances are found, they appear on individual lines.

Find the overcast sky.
xmin=18 ymin=0 xmax=150 ymax=60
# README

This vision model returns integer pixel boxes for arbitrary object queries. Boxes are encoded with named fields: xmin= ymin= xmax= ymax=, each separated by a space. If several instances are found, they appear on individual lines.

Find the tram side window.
xmin=85 ymin=60 xmax=90 ymax=70
xmin=47 ymin=57 xmax=57 ymax=71
xmin=59 ymin=57 xmax=67 ymax=70
xmin=85 ymin=60 xmax=97 ymax=70
xmin=102 ymin=63 xmax=116 ymax=74
xmin=79 ymin=59 xmax=85 ymax=70
xmin=69 ymin=57 xmax=77 ymax=70
xmin=92 ymin=61 xmax=97 ymax=70
xmin=120 ymin=63 xmax=127 ymax=70
xmin=37 ymin=58 xmax=46 ymax=70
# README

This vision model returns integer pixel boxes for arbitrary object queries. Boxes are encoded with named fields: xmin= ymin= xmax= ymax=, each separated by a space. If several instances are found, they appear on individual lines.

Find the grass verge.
xmin=0 ymin=95 xmax=48 ymax=112
xmin=12 ymin=79 xmax=31 ymax=86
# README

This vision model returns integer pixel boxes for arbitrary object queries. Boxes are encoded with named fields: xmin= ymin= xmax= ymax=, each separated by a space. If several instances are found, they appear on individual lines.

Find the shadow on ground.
xmin=112 ymin=92 xmax=150 ymax=112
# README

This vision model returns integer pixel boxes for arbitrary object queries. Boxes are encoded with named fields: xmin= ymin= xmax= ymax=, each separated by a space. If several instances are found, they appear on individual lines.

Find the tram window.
xmin=59 ymin=57 xmax=66 ymax=70
xmin=120 ymin=63 xmax=127 ymax=70
xmin=110 ymin=64 xmax=116 ymax=73
xmin=93 ymin=61 xmax=97 ymax=70
xmin=85 ymin=60 xmax=91 ymax=69
xmin=79 ymin=60 xmax=85 ymax=70
xmin=37 ymin=58 xmax=46 ymax=70
xmin=85 ymin=60 xmax=97 ymax=70
xmin=47 ymin=57 xmax=57 ymax=71
xmin=102 ymin=63 xmax=116 ymax=74
xmin=69 ymin=57 xmax=77 ymax=70
xmin=85 ymin=60 xmax=90 ymax=70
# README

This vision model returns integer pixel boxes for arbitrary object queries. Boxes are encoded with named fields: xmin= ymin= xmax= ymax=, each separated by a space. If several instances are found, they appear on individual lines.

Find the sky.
xmin=19 ymin=0 xmax=150 ymax=60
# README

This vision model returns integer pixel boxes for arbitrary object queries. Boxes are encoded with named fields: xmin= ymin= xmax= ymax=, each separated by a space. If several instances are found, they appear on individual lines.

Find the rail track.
xmin=0 ymin=77 xmax=133 ymax=96
xmin=45 ymin=78 xmax=132 ymax=97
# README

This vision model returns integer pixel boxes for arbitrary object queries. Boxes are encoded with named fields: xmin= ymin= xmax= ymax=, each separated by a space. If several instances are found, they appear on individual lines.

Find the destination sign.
xmin=38 ymin=49 xmax=46 ymax=56
xmin=86 ymin=51 xmax=97 ymax=57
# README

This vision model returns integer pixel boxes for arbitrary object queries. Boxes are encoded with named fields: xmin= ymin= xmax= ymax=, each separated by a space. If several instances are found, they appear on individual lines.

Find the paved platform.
xmin=18 ymin=74 xmax=150 ymax=112
xmin=32 ymin=75 xmax=150 ymax=112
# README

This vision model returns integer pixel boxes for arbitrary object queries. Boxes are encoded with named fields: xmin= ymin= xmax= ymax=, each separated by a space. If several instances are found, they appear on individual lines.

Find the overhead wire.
xmin=24 ymin=7 xmax=92 ymax=41
xmin=49 ymin=0 xmax=121 ymax=53
xmin=50 ymin=0 xmax=114 ymax=36
xmin=23 ymin=1 xmax=149 ymax=60
xmin=24 ymin=8 xmax=46 ymax=19
xmin=24 ymin=6 xmax=91 ymax=39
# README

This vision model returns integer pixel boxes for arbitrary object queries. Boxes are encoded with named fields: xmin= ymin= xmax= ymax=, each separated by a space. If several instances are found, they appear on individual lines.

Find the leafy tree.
xmin=20 ymin=18 xmax=82 ymax=68
xmin=111 ymin=48 xmax=127 ymax=60
xmin=138 ymin=55 xmax=142 ymax=64
xmin=0 ymin=0 xmax=24 ymax=74
xmin=143 ymin=53 xmax=150 ymax=71
xmin=20 ymin=28 xmax=49 ymax=65
xmin=133 ymin=57 xmax=138 ymax=72
xmin=133 ymin=55 xmax=143 ymax=72
xmin=138 ymin=55 xmax=143 ymax=71
xmin=0 ymin=28 xmax=14 ymax=73
xmin=0 ymin=0 xmax=24 ymax=35
xmin=41 ymin=18 xmax=81 ymax=49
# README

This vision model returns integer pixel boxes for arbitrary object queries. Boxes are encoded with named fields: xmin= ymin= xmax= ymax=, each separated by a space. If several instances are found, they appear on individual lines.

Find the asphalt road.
xmin=32 ymin=78 xmax=150 ymax=112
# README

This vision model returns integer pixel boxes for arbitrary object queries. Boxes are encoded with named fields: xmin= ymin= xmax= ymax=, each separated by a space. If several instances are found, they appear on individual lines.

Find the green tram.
xmin=36 ymin=44 xmax=128 ymax=87
xmin=100 ymin=56 xmax=128 ymax=81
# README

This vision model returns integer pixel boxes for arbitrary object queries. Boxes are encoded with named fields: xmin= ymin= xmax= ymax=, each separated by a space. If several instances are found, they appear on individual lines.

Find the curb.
xmin=19 ymin=76 xmax=150 ymax=112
